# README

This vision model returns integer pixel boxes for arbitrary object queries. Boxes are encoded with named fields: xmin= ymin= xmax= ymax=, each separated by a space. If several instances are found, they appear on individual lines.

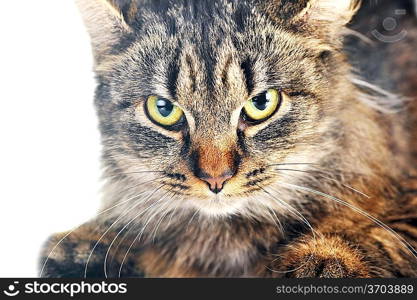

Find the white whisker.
xmin=259 ymin=185 xmax=319 ymax=274
xmin=103 ymin=187 xmax=172 ymax=277
xmin=273 ymin=168 xmax=370 ymax=199
xmin=38 ymin=186 xmax=156 ymax=277
xmin=151 ymin=193 xmax=176 ymax=243
xmin=84 ymin=184 xmax=165 ymax=278
xmin=278 ymin=181 xmax=417 ymax=260
xmin=118 ymin=200 xmax=169 ymax=277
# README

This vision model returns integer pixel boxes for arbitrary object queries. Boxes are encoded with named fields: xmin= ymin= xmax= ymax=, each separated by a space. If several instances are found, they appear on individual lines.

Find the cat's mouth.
xmin=185 ymin=193 xmax=253 ymax=217
xmin=163 ymin=171 xmax=282 ymax=217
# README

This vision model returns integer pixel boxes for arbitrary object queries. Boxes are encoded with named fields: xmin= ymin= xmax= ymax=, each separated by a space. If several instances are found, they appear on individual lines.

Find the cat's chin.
xmin=186 ymin=195 xmax=252 ymax=218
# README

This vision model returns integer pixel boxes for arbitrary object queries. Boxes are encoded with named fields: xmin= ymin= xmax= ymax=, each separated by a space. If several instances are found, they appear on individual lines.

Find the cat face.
xmin=78 ymin=0 xmax=359 ymax=217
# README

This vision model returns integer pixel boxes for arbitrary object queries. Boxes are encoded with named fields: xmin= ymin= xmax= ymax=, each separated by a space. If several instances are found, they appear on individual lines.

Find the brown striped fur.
xmin=39 ymin=0 xmax=417 ymax=278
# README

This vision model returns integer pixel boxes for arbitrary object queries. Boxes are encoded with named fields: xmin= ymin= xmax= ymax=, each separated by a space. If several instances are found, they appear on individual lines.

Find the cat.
xmin=39 ymin=0 xmax=417 ymax=278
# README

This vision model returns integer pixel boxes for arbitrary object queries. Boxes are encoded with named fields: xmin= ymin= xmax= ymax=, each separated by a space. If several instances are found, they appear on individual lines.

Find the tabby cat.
xmin=40 ymin=0 xmax=417 ymax=278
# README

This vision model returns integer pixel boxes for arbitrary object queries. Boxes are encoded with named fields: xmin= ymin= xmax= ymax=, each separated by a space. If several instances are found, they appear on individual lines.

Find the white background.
xmin=0 ymin=1 xmax=101 ymax=277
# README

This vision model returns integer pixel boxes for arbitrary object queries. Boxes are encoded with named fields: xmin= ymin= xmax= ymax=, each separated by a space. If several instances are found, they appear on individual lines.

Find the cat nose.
xmin=190 ymin=142 xmax=240 ymax=194
xmin=198 ymin=171 xmax=233 ymax=194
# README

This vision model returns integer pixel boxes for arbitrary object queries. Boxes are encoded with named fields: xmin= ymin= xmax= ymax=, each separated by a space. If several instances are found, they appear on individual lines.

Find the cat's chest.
xmin=136 ymin=223 xmax=283 ymax=277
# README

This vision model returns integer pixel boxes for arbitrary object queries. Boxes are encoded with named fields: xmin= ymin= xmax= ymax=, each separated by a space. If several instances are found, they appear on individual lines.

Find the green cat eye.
xmin=243 ymin=89 xmax=281 ymax=122
xmin=146 ymin=96 xmax=184 ymax=127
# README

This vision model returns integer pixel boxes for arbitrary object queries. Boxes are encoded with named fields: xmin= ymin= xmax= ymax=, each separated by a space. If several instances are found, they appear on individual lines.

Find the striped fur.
xmin=40 ymin=0 xmax=417 ymax=278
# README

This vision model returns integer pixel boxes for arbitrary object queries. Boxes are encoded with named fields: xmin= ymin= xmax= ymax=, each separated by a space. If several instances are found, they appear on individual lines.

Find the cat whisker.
xmin=186 ymin=206 xmax=203 ymax=229
xmin=273 ymin=168 xmax=370 ymax=198
xmin=104 ymin=170 xmax=165 ymax=180
xmin=258 ymin=185 xmax=316 ymax=235
xmin=118 ymin=200 xmax=168 ymax=278
xmin=247 ymin=193 xmax=284 ymax=234
xmin=267 ymin=163 xmax=366 ymax=178
xmin=107 ymin=220 xmax=137 ymax=274
xmin=151 ymin=192 xmax=178 ymax=243
xmin=99 ymin=185 xmax=164 ymax=270
xmin=84 ymin=184 xmax=165 ymax=278
xmin=266 ymin=205 xmax=285 ymax=235
xmin=38 ymin=185 xmax=159 ymax=277
xmin=267 ymin=163 xmax=319 ymax=167
xmin=108 ymin=193 xmax=182 ymax=270
xmin=277 ymin=181 xmax=417 ymax=260
xmin=103 ymin=187 xmax=172 ymax=278
xmin=257 ymin=185 xmax=320 ymax=274
xmin=166 ymin=196 xmax=184 ymax=228
xmin=103 ymin=176 xmax=166 ymax=199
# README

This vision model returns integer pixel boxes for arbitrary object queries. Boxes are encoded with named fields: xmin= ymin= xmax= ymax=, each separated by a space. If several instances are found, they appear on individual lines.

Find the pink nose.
xmin=202 ymin=174 xmax=233 ymax=194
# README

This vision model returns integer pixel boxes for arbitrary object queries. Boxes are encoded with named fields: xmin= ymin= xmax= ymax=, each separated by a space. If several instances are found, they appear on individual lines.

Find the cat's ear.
xmin=76 ymin=0 xmax=134 ymax=62
xmin=274 ymin=0 xmax=360 ymax=39
xmin=295 ymin=0 xmax=360 ymax=26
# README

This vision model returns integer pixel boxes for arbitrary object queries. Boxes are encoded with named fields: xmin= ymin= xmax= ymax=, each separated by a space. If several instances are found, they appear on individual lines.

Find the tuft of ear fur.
xmin=296 ymin=0 xmax=361 ymax=27
xmin=76 ymin=0 xmax=133 ymax=62
xmin=265 ymin=0 xmax=361 ymax=40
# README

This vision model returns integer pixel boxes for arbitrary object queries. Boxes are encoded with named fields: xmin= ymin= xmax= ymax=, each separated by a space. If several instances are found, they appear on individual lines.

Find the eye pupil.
xmin=156 ymin=99 xmax=174 ymax=117
xmin=252 ymin=93 xmax=270 ymax=111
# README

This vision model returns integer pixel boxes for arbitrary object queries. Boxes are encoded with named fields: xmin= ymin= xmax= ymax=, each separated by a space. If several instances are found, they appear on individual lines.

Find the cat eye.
xmin=242 ymin=89 xmax=281 ymax=122
xmin=146 ymin=96 xmax=184 ymax=127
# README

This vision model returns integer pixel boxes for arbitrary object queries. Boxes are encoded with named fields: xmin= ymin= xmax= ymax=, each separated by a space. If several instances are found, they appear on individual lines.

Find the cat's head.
xmin=78 ymin=0 xmax=363 ymax=218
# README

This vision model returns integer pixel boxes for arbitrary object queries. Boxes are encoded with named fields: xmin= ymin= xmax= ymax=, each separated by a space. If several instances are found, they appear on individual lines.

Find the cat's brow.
xmin=240 ymin=58 xmax=255 ymax=95
xmin=184 ymin=54 xmax=197 ymax=93
xmin=220 ymin=54 xmax=234 ymax=89
xmin=166 ymin=48 xmax=181 ymax=100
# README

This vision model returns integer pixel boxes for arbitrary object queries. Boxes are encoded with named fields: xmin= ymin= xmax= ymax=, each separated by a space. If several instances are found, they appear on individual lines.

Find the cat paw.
xmin=39 ymin=225 xmax=146 ymax=278
xmin=39 ymin=232 xmax=96 ymax=278
xmin=282 ymin=255 xmax=366 ymax=278
xmin=276 ymin=235 xmax=371 ymax=278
